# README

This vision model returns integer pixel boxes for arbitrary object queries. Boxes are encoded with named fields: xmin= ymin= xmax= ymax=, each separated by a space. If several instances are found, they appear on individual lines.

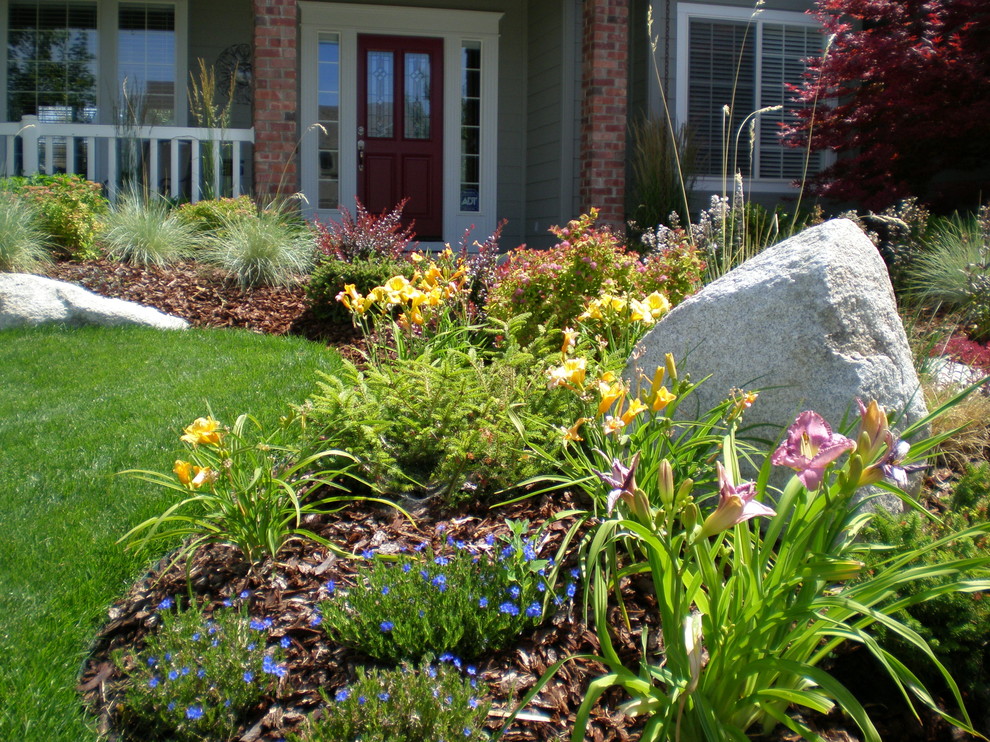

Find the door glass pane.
xmin=7 ymin=1 xmax=98 ymax=123
xmin=459 ymin=41 xmax=481 ymax=212
xmin=367 ymin=50 xmax=393 ymax=138
xmin=118 ymin=3 xmax=175 ymax=124
xmin=317 ymin=33 xmax=340 ymax=208
xmin=404 ymin=51 xmax=430 ymax=140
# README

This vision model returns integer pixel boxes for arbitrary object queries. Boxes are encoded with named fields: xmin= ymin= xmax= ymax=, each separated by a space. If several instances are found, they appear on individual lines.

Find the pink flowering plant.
xmin=510 ymin=376 xmax=990 ymax=741
xmin=486 ymin=209 xmax=704 ymax=345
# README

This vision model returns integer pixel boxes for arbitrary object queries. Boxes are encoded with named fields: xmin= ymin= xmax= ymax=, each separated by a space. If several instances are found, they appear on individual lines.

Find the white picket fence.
xmin=0 ymin=115 xmax=255 ymax=202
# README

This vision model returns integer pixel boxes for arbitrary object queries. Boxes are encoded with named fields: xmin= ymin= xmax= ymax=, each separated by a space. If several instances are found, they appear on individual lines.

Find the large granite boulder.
xmin=626 ymin=219 xmax=926 ymax=487
xmin=0 ymin=273 xmax=188 ymax=331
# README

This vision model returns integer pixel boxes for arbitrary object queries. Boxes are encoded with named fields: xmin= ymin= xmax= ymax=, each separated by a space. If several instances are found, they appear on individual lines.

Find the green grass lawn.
xmin=0 ymin=325 xmax=343 ymax=741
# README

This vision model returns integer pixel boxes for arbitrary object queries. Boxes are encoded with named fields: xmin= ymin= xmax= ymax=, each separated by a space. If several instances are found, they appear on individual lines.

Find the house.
xmin=0 ymin=0 xmax=821 ymax=248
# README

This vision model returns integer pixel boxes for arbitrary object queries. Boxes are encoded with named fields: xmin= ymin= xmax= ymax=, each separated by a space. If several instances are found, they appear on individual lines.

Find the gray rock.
xmin=0 ymin=273 xmax=188 ymax=331
xmin=626 ymin=219 xmax=926 ymax=503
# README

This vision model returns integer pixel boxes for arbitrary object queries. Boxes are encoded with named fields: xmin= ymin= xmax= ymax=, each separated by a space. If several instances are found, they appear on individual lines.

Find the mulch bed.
xmin=48 ymin=259 xmax=978 ymax=742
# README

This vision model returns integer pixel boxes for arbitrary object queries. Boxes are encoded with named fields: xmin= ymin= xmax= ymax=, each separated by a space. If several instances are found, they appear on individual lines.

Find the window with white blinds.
xmin=678 ymin=5 xmax=822 ymax=182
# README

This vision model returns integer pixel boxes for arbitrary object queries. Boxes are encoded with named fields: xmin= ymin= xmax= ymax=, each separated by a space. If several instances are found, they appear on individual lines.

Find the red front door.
xmin=358 ymin=35 xmax=444 ymax=240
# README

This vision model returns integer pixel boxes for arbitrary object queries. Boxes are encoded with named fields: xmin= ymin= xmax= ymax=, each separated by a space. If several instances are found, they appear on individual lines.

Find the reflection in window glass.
xmin=459 ymin=41 xmax=480 ymax=212
xmin=7 ymin=1 xmax=98 ymax=123
xmin=317 ymin=33 xmax=340 ymax=209
xmin=404 ymin=52 xmax=430 ymax=139
xmin=118 ymin=3 xmax=175 ymax=124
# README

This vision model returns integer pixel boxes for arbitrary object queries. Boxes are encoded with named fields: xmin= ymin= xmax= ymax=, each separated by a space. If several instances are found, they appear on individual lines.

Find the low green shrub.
xmin=291 ymin=659 xmax=491 ymax=742
xmin=114 ymin=601 xmax=286 ymax=742
xmin=306 ymin=256 xmax=416 ymax=324
xmin=320 ymin=523 xmax=568 ymax=662
xmin=1 ymin=174 xmax=108 ymax=259
xmin=175 ymin=196 xmax=257 ymax=236
xmin=307 ymin=342 xmax=572 ymax=503
xmin=863 ymin=463 xmax=990 ymax=710
xmin=101 ymin=192 xmax=201 ymax=266
xmin=0 ymin=194 xmax=51 ymax=272
xmin=487 ymin=209 xmax=704 ymax=343
xmin=205 ymin=206 xmax=315 ymax=288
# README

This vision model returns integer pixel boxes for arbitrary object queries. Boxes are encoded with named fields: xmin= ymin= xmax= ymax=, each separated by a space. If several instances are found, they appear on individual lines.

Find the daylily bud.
xmin=684 ymin=612 xmax=704 ymax=694
xmin=657 ymin=459 xmax=675 ymax=507
xmin=664 ymin=353 xmax=678 ymax=382
xmin=856 ymin=399 xmax=889 ymax=462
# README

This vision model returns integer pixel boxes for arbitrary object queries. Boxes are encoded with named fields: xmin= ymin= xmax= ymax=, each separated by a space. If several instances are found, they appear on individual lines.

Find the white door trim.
xmin=299 ymin=2 xmax=502 ymax=245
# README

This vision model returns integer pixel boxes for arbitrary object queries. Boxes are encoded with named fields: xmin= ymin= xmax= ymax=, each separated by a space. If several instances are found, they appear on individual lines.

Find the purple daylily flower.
xmin=771 ymin=411 xmax=855 ymax=491
xmin=594 ymin=452 xmax=640 ymax=514
xmin=866 ymin=435 xmax=923 ymax=488
xmin=699 ymin=462 xmax=776 ymax=538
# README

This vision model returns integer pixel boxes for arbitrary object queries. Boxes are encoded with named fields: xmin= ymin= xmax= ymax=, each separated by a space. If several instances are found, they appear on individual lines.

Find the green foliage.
xmin=204 ymin=206 xmax=315 ymax=288
xmin=101 ymin=191 xmax=201 ymax=266
xmin=0 ymin=193 xmax=51 ymax=272
xmin=175 ymin=196 xmax=257 ymax=236
xmin=864 ymin=463 xmax=990 ymax=706
xmin=487 ymin=209 xmax=704 ymax=343
xmin=307 ymin=340 xmax=571 ymax=504
xmin=628 ymin=116 xmax=694 ymax=241
xmin=306 ymin=256 xmax=416 ymax=323
xmin=906 ymin=204 xmax=990 ymax=341
xmin=321 ymin=527 xmax=564 ymax=662
xmin=1 ymin=174 xmax=108 ymax=259
xmin=115 ymin=603 xmax=284 ymax=741
xmin=120 ymin=411 xmax=365 ymax=568
xmin=291 ymin=659 xmax=491 ymax=742
xmin=513 ymin=376 xmax=990 ymax=741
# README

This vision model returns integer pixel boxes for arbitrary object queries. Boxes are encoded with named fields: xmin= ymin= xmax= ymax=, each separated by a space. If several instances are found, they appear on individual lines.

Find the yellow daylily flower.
xmin=548 ymin=357 xmax=587 ymax=389
xmin=650 ymin=385 xmax=676 ymax=413
xmin=643 ymin=291 xmax=671 ymax=319
xmin=173 ymin=459 xmax=193 ymax=485
xmin=603 ymin=415 xmax=626 ymax=435
xmin=606 ymin=294 xmax=627 ymax=313
xmin=173 ymin=460 xmax=214 ymax=489
xmin=561 ymin=417 xmax=591 ymax=442
xmin=180 ymin=417 xmax=223 ymax=446
xmin=561 ymin=327 xmax=579 ymax=355
xmin=620 ymin=398 xmax=648 ymax=425
xmin=410 ymin=251 xmax=425 ymax=263
xmin=596 ymin=378 xmax=626 ymax=416
xmin=628 ymin=298 xmax=655 ymax=324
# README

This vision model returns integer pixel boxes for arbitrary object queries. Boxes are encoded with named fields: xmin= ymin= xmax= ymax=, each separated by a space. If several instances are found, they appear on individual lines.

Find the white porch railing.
xmin=0 ymin=115 xmax=255 ymax=202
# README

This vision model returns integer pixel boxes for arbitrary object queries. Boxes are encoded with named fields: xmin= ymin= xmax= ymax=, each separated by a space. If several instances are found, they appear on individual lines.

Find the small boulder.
xmin=626 ymin=219 xmax=926 ymax=495
xmin=0 ymin=273 xmax=189 ymax=331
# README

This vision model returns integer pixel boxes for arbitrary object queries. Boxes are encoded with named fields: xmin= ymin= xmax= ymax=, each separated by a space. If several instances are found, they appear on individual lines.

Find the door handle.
xmin=358 ymin=139 xmax=365 ymax=172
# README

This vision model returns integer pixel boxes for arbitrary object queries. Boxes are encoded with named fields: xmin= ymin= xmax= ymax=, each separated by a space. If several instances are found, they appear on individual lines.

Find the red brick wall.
xmin=253 ymin=0 xmax=299 ymax=198
xmin=579 ymin=0 xmax=629 ymax=228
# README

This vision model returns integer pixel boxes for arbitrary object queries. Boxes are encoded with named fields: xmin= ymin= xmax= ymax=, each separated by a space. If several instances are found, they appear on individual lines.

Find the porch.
xmin=0 ymin=114 xmax=254 ymax=202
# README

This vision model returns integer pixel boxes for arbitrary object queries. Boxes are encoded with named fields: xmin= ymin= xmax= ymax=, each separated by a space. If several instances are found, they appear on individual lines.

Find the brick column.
xmin=579 ymin=0 xmax=629 ymax=229
xmin=252 ymin=0 xmax=298 ymax=199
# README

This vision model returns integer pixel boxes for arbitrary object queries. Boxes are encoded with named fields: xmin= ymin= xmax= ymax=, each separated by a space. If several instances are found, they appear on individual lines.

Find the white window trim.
xmin=299 ymin=1 xmax=501 ymax=246
xmin=0 ymin=0 xmax=188 ymax=125
xmin=675 ymin=2 xmax=821 ymax=195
